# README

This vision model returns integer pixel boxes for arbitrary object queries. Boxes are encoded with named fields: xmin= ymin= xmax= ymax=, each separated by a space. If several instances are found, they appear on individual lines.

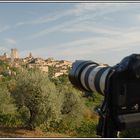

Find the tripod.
xmin=96 ymin=103 xmax=118 ymax=138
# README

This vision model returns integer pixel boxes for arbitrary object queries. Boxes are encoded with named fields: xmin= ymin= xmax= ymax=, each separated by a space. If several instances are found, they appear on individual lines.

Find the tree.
xmin=12 ymin=69 xmax=61 ymax=130
xmin=59 ymin=85 xmax=85 ymax=128
xmin=0 ymin=83 xmax=16 ymax=114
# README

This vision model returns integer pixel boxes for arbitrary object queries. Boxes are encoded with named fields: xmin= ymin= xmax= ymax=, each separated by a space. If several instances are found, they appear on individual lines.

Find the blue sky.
xmin=1 ymin=3 xmax=140 ymax=65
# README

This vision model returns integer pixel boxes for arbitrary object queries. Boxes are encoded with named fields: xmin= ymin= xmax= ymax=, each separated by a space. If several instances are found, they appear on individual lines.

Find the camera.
xmin=69 ymin=54 xmax=140 ymax=136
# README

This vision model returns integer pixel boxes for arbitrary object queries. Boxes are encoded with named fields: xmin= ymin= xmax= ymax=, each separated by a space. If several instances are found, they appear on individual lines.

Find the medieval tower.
xmin=11 ymin=48 xmax=19 ymax=62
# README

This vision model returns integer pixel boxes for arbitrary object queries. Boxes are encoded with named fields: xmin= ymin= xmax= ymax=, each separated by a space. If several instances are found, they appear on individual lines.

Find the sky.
xmin=1 ymin=3 xmax=140 ymax=65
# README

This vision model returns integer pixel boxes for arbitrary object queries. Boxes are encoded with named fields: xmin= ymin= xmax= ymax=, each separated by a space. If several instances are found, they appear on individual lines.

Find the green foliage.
xmin=47 ymin=85 xmax=85 ymax=134
xmin=18 ymin=106 xmax=30 ymax=126
xmin=84 ymin=92 xmax=103 ymax=111
xmin=0 ymin=60 xmax=9 ymax=75
xmin=56 ymin=74 xmax=69 ymax=84
xmin=75 ymin=120 xmax=97 ymax=137
xmin=0 ymin=59 xmax=103 ymax=137
xmin=60 ymin=85 xmax=84 ymax=120
xmin=51 ymin=74 xmax=85 ymax=124
xmin=0 ymin=83 xmax=16 ymax=114
xmin=48 ymin=66 xmax=56 ymax=78
xmin=0 ymin=113 xmax=23 ymax=127
xmin=12 ymin=69 xmax=61 ymax=130
xmin=49 ymin=72 xmax=70 ymax=86
xmin=50 ymin=74 xmax=101 ymax=136
xmin=0 ymin=60 xmax=8 ymax=68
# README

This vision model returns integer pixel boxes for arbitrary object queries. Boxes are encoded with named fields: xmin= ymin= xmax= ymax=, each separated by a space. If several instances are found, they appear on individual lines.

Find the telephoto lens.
xmin=69 ymin=60 xmax=112 ymax=95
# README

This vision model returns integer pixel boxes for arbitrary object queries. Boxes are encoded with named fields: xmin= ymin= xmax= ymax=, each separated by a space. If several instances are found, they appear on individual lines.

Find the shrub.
xmin=60 ymin=85 xmax=85 ymax=125
xmin=41 ymin=84 xmax=85 ymax=134
xmin=0 ymin=83 xmax=16 ymax=114
xmin=0 ymin=113 xmax=23 ymax=127
xmin=76 ymin=120 xmax=97 ymax=137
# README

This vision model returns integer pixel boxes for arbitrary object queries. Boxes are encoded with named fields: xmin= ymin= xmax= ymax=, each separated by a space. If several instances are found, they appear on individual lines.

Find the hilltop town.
xmin=0 ymin=48 xmax=72 ymax=78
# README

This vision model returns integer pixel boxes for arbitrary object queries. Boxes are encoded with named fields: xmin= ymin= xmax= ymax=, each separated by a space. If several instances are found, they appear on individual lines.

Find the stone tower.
xmin=11 ymin=48 xmax=19 ymax=62
xmin=29 ymin=52 xmax=33 ymax=58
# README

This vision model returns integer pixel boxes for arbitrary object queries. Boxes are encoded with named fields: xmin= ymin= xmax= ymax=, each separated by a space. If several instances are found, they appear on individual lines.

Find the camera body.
xmin=109 ymin=61 xmax=140 ymax=130
xmin=69 ymin=54 xmax=140 ymax=131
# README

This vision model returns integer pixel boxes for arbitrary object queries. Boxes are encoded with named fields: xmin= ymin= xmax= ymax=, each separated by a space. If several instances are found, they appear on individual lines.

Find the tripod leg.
xmin=102 ymin=115 xmax=118 ymax=138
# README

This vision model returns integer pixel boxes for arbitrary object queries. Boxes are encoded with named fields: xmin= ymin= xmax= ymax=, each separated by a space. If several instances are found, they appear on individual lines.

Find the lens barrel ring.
xmin=69 ymin=60 xmax=98 ymax=91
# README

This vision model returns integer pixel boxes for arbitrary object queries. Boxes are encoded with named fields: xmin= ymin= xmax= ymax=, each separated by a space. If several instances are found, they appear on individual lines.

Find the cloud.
xmin=15 ymin=3 xmax=130 ymax=28
xmin=25 ymin=12 xmax=119 ymax=40
xmin=25 ymin=15 xmax=92 ymax=40
xmin=0 ymin=25 xmax=10 ymax=33
xmin=15 ymin=9 xmax=75 ymax=27
xmin=24 ymin=3 xmax=132 ymax=40
xmin=0 ymin=3 xmax=135 ymax=35
xmin=61 ymin=23 xmax=122 ymax=35
xmin=25 ymin=25 xmax=140 ymax=62
xmin=73 ymin=3 xmax=130 ymax=16
xmin=5 ymin=38 xmax=17 ymax=45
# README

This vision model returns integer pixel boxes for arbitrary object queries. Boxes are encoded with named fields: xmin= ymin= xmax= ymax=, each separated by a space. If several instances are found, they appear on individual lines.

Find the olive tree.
xmin=59 ymin=84 xmax=85 ymax=130
xmin=12 ymin=69 xmax=61 ymax=130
